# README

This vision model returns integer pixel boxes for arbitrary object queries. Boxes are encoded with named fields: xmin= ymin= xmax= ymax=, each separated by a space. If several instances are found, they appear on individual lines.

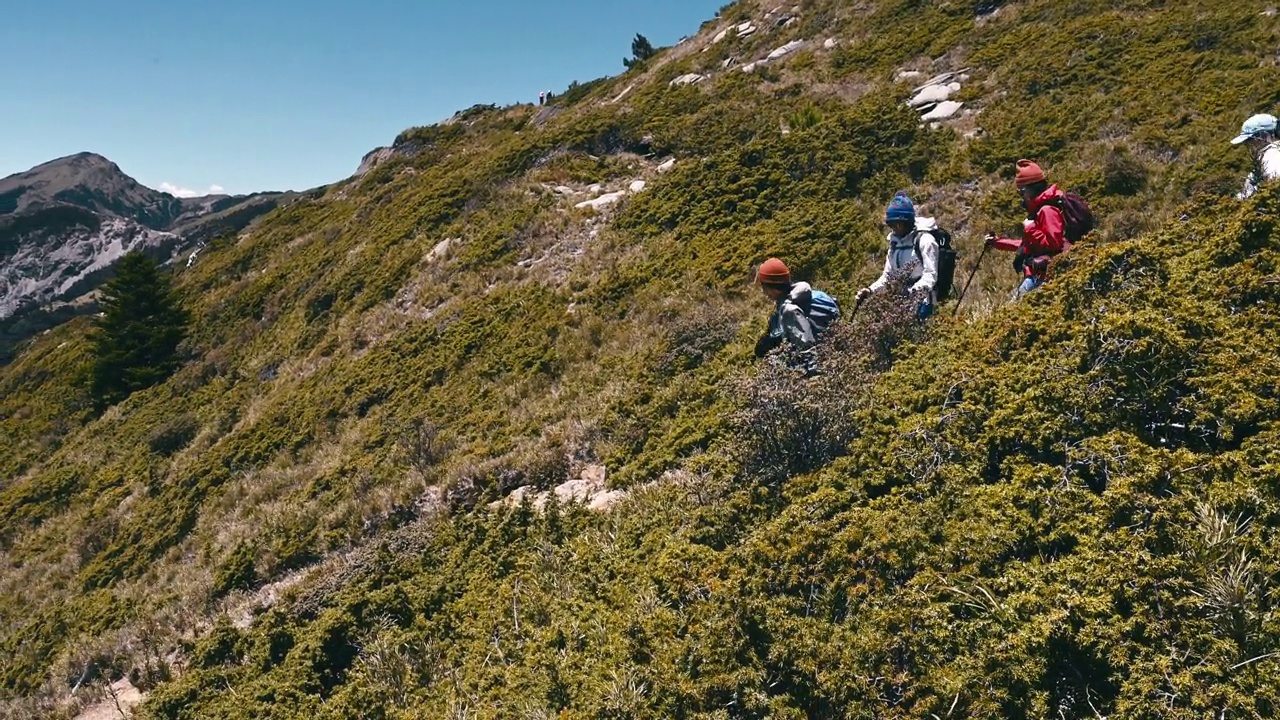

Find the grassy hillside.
xmin=3 ymin=0 xmax=1280 ymax=716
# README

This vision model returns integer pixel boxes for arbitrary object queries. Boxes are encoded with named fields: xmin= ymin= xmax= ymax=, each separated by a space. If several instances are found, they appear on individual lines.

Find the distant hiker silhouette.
xmin=539 ymin=91 xmax=545 ymax=106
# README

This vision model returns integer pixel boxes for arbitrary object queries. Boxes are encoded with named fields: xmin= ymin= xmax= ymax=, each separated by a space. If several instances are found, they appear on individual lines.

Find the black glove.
xmin=1013 ymin=247 xmax=1026 ymax=273
xmin=754 ymin=334 xmax=782 ymax=359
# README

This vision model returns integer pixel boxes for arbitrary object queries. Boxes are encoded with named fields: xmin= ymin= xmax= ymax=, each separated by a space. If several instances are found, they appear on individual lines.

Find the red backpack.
xmin=1050 ymin=192 xmax=1095 ymax=245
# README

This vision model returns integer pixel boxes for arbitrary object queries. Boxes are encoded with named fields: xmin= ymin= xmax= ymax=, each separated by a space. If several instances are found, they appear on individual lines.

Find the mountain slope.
xmin=0 ymin=153 xmax=183 ymax=230
xmin=0 ymin=154 xmax=294 ymax=360
xmin=2 ymin=0 xmax=1280 ymax=717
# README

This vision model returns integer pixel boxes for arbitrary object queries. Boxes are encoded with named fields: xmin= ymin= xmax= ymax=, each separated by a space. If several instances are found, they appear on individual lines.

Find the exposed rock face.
xmin=355 ymin=147 xmax=398 ymax=177
xmin=0 ymin=216 xmax=180 ymax=320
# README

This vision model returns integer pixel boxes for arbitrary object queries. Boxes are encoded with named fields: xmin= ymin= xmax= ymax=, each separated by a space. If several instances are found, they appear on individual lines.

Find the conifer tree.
xmin=88 ymin=251 xmax=188 ymax=408
xmin=624 ymin=33 xmax=656 ymax=68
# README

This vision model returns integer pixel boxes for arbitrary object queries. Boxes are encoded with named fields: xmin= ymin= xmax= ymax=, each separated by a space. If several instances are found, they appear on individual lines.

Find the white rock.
xmin=508 ymin=486 xmax=537 ymax=503
xmin=737 ymin=21 xmax=753 ymax=32
xmin=824 ymin=38 xmax=839 ymax=49
xmin=669 ymin=73 xmax=708 ymax=87
xmin=742 ymin=62 xmax=758 ymax=73
xmin=737 ymin=24 xmax=757 ymax=37
xmin=575 ymin=191 xmax=626 ymax=210
xmin=552 ymin=185 xmax=576 ymax=196
xmin=554 ymin=477 xmax=603 ymax=503
xmin=895 ymin=70 xmax=924 ymax=82
xmin=657 ymin=158 xmax=677 ymax=173
xmin=629 ymin=180 xmax=647 ymax=193
xmin=917 ymin=71 xmax=958 ymax=88
xmin=426 ymin=237 xmax=454 ymax=263
xmin=581 ymin=464 xmax=607 ymax=485
xmin=713 ymin=29 xmax=729 ymax=43
xmin=587 ymin=183 xmax=602 ymax=194
xmin=947 ymin=81 xmax=961 ymax=92
xmin=722 ymin=56 xmax=738 ymax=69
xmin=909 ymin=84 xmax=955 ymax=107
xmin=589 ymin=490 xmax=628 ymax=511
xmin=767 ymin=40 xmax=805 ymax=60
xmin=609 ymin=84 xmax=635 ymax=104
xmin=921 ymin=101 xmax=964 ymax=121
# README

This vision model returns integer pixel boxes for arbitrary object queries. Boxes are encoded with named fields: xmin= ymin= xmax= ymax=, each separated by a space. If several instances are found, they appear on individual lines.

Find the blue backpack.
xmin=805 ymin=289 xmax=841 ymax=334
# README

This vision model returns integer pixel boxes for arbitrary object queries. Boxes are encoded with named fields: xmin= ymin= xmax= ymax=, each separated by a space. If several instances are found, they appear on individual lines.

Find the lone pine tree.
xmin=88 ymin=250 xmax=188 ymax=408
xmin=624 ymin=33 xmax=656 ymax=68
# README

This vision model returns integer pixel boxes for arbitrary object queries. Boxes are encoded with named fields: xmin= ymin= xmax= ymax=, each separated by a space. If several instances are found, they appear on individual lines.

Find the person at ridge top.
xmin=984 ymin=159 xmax=1067 ymax=298
xmin=856 ymin=190 xmax=939 ymax=319
xmin=1232 ymin=113 xmax=1280 ymax=200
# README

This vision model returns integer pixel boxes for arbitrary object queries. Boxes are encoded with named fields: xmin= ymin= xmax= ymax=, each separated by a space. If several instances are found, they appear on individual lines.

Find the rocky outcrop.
xmin=355 ymin=147 xmax=399 ymax=177
xmin=490 ymin=464 xmax=628 ymax=512
xmin=669 ymin=73 xmax=708 ymax=87
xmin=904 ymin=69 xmax=972 ymax=122
xmin=767 ymin=39 xmax=805 ymax=60
xmin=575 ymin=190 xmax=628 ymax=210
xmin=909 ymin=82 xmax=961 ymax=107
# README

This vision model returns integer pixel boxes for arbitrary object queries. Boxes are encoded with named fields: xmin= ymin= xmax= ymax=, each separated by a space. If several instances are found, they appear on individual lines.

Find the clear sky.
xmin=1 ymin=0 xmax=723 ymax=196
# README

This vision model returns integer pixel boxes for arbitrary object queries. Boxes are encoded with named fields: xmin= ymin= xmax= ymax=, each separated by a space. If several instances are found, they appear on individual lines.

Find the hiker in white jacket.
xmin=1233 ymin=113 xmax=1280 ymax=200
xmin=856 ymin=191 xmax=939 ymax=319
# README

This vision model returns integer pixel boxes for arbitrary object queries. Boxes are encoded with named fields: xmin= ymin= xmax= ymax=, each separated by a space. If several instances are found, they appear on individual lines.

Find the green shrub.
xmin=213 ymin=542 xmax=258 ymax=597
xmin=8 ymin=0 xmax=1280 ymax=715
xmin=146 ymin=412 xmax=199 ymax=456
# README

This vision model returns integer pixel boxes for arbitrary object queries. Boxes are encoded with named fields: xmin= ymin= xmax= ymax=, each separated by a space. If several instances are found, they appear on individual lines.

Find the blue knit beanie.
xmin=885 ymin=190 xmax=915 ymax=224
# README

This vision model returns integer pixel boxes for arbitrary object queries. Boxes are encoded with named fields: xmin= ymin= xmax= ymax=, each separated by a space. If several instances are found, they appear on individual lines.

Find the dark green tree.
xmin=623 ymin=33 xmax=656 ymax=68
xmin=88 ymin=251 xmax=188 ymax=408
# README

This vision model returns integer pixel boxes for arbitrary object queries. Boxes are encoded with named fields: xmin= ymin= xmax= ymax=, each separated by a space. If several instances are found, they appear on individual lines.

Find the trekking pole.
xmin=953 ymin=241 xmax=991 ymax=315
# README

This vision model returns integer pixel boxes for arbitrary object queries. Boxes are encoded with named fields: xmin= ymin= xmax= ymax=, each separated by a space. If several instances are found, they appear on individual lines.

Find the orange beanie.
xmin=756 ymin=257 xmax=791 ymax=285
xmin=1014 ymin=159 xmax=1047 ymax=188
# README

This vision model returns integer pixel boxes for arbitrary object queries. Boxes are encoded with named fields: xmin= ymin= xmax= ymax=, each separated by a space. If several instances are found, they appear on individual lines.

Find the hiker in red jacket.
xmin=984 ymin=159 xmax=1067 ymax=298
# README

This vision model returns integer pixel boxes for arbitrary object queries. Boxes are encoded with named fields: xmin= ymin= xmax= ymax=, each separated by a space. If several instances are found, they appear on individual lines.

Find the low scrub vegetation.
xmin=3 ymin=0 xmax=1280 ymax=716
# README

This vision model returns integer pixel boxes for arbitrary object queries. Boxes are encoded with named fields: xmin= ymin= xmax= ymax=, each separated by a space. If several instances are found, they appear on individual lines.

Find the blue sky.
xmin=0 ymin=0 xmax=723 ymax=196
